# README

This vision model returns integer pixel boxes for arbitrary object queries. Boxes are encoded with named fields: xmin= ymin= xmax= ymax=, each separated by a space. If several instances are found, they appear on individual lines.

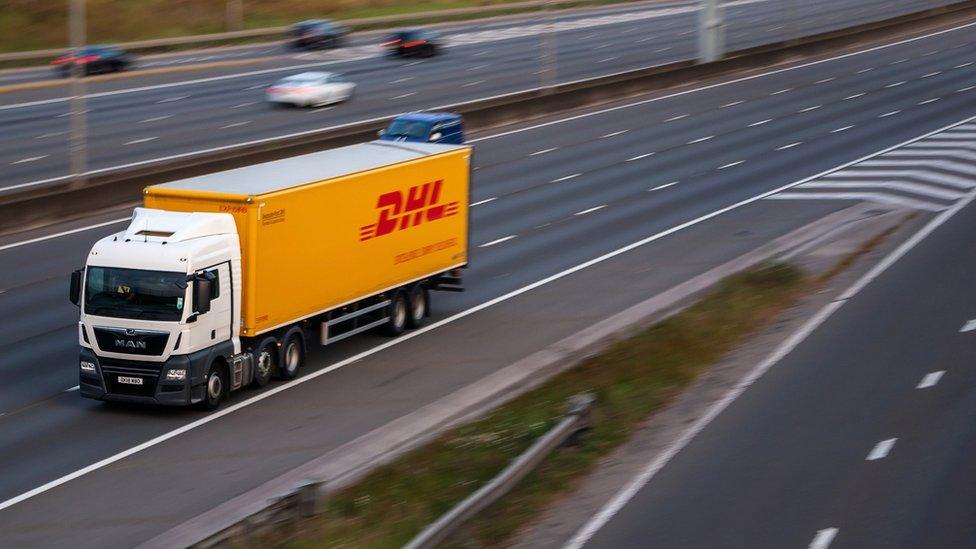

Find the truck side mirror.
xmin=193 ymin=273 xmax=214 ymax=315
xmin=69 ymin=269 xmax=82 ymax=307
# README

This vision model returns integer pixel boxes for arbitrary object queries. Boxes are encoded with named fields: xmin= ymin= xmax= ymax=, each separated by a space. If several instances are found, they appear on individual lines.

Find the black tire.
xmin=384 ymin=290 xmax=408 ymax=336
xmin=198 ymin=362 xmax=227 ymax=411
xmin=251 ymin=338 xmax=277 ymax=387
xmin=406 ymin=285 xmax=427 ymax=329
xmin=277 ymin=330 xmax=305 ymax=380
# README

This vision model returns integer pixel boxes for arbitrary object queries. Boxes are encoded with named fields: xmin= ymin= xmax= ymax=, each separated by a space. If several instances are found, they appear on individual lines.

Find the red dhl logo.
xmin=360 ymin=180 xmax=459 ymax=241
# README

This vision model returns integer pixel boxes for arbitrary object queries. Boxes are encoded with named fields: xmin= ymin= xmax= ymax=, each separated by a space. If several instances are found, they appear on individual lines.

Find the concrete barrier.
xmin=1 ymin=0 xmax=973 ymax=237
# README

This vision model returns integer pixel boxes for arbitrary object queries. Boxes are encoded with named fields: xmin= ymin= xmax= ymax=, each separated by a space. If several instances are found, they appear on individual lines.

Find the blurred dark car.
xmin=289 ymin=19 xmax=348 ymax=49
xmin=51 ymin=45 xmax=133 ymax=77
xmin=382 ymin=29 xmax=442 ymax=58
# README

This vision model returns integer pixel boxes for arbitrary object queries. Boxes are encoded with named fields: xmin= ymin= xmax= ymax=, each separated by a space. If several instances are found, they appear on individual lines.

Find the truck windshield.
xmin=385 ymin=119 xmax=429 ymax=139
xmin=84 ymin=267 xmax=187 ymax=321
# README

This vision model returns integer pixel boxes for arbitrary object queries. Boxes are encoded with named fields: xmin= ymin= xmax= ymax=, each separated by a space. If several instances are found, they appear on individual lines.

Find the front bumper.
xmin=79 ymin=347 xmax=208 ymax=406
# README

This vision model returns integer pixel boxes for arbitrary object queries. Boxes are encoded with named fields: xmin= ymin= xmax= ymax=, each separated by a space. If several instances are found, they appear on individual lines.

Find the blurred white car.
xmin=266 ymin=72 xmax=356 ymax=107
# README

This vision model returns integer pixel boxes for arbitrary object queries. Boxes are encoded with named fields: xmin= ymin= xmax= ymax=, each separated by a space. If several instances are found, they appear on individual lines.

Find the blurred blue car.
xmin=379 ymin=112 xmax=464 ymax=144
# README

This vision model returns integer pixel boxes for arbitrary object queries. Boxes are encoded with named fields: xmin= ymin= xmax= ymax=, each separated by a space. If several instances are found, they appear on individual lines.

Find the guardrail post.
xmin=698 ymin=0 xmax=725 ymax=63
xmin=564 ymin=392 xmax=595 ymax=446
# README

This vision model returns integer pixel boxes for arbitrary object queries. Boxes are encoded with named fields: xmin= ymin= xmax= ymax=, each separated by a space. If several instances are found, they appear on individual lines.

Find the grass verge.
xmin=246 ymin=262 xmax=805 ymax=548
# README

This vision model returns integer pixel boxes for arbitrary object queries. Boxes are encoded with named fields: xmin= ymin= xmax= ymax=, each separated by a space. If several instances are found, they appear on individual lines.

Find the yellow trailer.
xmin=73 ymin=140 xmax=470 ymax=409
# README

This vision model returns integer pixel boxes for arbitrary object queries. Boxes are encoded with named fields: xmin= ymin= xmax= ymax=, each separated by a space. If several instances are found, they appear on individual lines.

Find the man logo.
xmin=115 ymin=339 xmax=147 ymax=350
xmin=360 ymin=180 xmax=459 ymax=241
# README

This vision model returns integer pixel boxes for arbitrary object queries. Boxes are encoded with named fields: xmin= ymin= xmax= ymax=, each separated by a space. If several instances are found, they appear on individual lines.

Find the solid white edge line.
xmin=574 ymin=204 xmax=607 ymax=216
xmin=7 ymin=18 xmax=976 ymax=195
xmin=470 ymin=197 xmax=497 ymax=207
xmin=809 ymin=528 xmax=839 ymax=549
xmin=866 ymin=438 xmax=897 ymax=460
xmin=0 ymin=217 xmax=131 ymax=252
xmin=563 ymin=113 xmax=976 ymax=549
xmin=7 ymin=113 xmax=976 ymax=515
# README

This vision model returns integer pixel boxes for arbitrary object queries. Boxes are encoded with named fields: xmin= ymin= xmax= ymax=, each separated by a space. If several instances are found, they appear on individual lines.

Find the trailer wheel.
xmin=198 ymin=361 xmax=228 ymax=411
xmin=385 ymin=290 xmax=408 ymax=336
xmin=252 ymin=337 xmax=277 ymax=387
xmin=278 ymin=330 xmax=305 ymax=380
xmin=406 ymin=285 xmax=427 ymax=329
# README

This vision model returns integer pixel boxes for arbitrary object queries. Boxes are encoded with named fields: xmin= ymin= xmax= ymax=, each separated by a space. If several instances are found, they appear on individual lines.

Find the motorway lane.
xmin=580 ymin=147 xmax=976 ymax=549
xmin=0 ymin=20 xmax=975 ymax=545
xmin=0 ymin=0 xmax=955 ymax=189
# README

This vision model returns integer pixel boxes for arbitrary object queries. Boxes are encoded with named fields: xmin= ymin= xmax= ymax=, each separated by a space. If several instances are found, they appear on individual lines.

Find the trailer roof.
xmin=152 ymin=141 xmax=467 ymax=196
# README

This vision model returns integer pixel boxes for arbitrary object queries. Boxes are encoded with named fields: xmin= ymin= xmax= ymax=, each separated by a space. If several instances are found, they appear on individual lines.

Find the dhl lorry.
xmin=69 ymin=141 xmax=470 ymax=409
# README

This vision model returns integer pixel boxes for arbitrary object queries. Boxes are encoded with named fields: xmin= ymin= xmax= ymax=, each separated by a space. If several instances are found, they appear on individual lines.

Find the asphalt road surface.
xmin=0 ymin=13 xmax=975 ymax=547
xmin=579 ymin=132 xmax=976 ymax=549
xmin=0 ymin=0 xmax=957 ymax=191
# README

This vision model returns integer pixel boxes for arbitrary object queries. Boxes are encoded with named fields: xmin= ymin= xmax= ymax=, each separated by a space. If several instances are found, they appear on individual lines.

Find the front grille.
xmin=93 ymin=327 xmax=169 ymax=356
xmin=100 ymin=358 xmax=161 ymax=397
xmin=106 ymin=375 xmax=157 ymax=397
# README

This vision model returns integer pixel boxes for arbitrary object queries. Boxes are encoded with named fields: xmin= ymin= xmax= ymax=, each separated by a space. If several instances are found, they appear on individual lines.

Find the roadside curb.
xmin=140 ymin=203 xmax=897 ymax=548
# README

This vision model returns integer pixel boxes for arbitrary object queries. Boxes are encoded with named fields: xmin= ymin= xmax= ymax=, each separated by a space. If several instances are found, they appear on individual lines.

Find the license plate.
xmin=117 ymin=376 xmax=143 ymax=386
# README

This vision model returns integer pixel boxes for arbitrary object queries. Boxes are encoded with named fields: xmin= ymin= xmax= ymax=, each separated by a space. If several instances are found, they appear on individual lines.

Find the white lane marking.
xmin=393 ymin=92 xmax=416 ymax=99
xmin=866 ymin=438 xmax=897 ymax=461
xmin=885 ymin=81 xmax=906 ymax=88
xmin=139 ymin=115 xmax=172 ymax=123
xmin=390 ymin=76 xmax=414 ymax=83
xmin=34 ymin=131 xmax=67 ymax=140
xmin=552 ymin=173 xmax=581 ymax=183
xmin=960 ymin=318 xmax=976 ymax=332
xmin=627 ymin=153 xmax=654 ymax=162
xmin=687 ymin=135 xmax=714 ymax=144
xmin=831 ymin=125 xmax=855 ymax=133
xmin=637 ymin=37 xmax=652 ymax=43
xmin=922 ymin=71 xmax=942 ymax=78
xmin=530 ymin=147 xmax=557 ymax=156
xmin=857 ymin=67 xmax=874 ymax=73
xmin=816 ymin=77 xmax=836 ymax=83
xmin=891 ymin=58 xmax=909 ymax=64
xmin=845 ymin=93 xmax=866 ymax=100
xmin=599 ymin=57 xmax=619 ymax=63
xmin=220 ymin=121 xmax=252 ymax=129
xmin=595 ymin=43 xmax=610 ymax=50
xmin=879 ymin=110 xmax=901 ymax=118
xmin=718 ymin=160 xmax=744 ymax=169
xmin=0 ymin=217 xmax=130 ymax=252
xmin=749 ymin=118 xmax=772 ymax=127
xmin=955 ymin=62 xmax=975 ymax=69
xmin=777 ymin=142 xmax=802 ymax=150
xmin=917 ymin=370 xmax=945 ymax=389
xmin=799 ymin=105 xmax=822 ymax=112
xmin=566 ymin=115 xmax=976 ymax=548
xmin=721 ymin=100 xmax=744 ymax=108
xmin=918 ymin=98 xmax=940 ymax=105
xmin=809 ymin=528 xmax=839 ymax=549
xmin=601 ymin=130 xmax=629 ymax=138
xmin=243 ymin=84 xmax=265 ymax=91
xmin=64 ymin=386 xmax=79 ymax=392
xmin=9 ymin=114 xmax=976 ymax=517
xmin=479 ymin=235 xmax=517 ymax=247
xmin=665 ymin=114 xmax=688 ymax=122
xmin=465 ymin=65 xmax=487 ymax=72
xmin=462 ymin=80 xmax=485 ymax=87
xmin=574 ymin=204 xmax=606 ymax=216
xmin=654 ymin=47 xmax=672 ymax=53
xmin=55 ymin=110 xmax=88 ymax=118
xmin=649 ymin=181 xmax=677 ymax=191
xmin=958 ymin=86 xmax=976 ymax=93
xmin=11 ymin=155 xmax=48 ymax=165
xmin=310 ymin=106 xmax=334 ymax=114
xmin=124 ymin=137 xmax=158 ymax=145
xmin=771 ymin=88 xmax=792 ymax=95
xmin=156 ymin=95 xmax=189 ymax=103
xmin=231 ymin=102 xmax=256 ymax=109
xmin=470 ymin=197 xmax=497 ymax=207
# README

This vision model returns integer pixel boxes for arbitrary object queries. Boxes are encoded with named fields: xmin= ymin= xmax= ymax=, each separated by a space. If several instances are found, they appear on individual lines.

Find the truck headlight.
xmin=80 ymin=361 xmax=96 ymax=373
xmin=166 ymin=369 xmax=187 ymax=381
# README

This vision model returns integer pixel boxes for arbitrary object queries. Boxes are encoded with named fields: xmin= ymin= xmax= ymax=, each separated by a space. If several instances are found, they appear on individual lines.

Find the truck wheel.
xmin=384 ymin=290 xmax=408 ymax=336
xmin=278 ymin=331 xmax=304 ymax=380
xmin=406 ymin=285 xmax=427 ymax=329
xmin=252 ymin=338 xmax=277 ymax=387
xmin=199 ymin=362 xmax=227 ymax=411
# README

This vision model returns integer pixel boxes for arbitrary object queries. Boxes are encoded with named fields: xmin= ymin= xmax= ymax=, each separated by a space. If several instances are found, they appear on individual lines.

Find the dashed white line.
xmin=650 ymin=181 xmax=677 ymax=191
xmin=831 ymin=125 xmax=855 ymax=133
xmin=243 ymin=84 xmax=265 ymax=91
xmin=957 ymin=85 xmax=976 ymax=93
xmin=879 ymin=110 xmax=901 ymax=118
xmin=530 ymin=147 xmax=557 ymax=156
xmin=231 ymin=102 xmax=256 ymax=109
xmin=575 ymin=204 xmax=607 ymax=216
xmin=465 ymin=65 xmax=487 ymax=72
xmin=749 ymin=118 xmax=773 ymax=127
xmin=955 ymin=62 xmax=975 ymax=69
xmin=463 ymin=80 xmax=485 ymax=87
xmin=11 ymin=155 xmax=48 ymax=165
xmin=654 ymin=47 xmax=672 ymax=53
xmin=845 ymin=93 xmax=866 ymax=100
xmin=390 ymin=76 xmax=414 ymax=83
xmin=816 ymin=77 xmax=836 ymax=83
xmin=599 ymin=57 xmax=619 ymax=63
xmin=139 ymin=115 xmax=172 ymax=123
xmin=156 ymin=95 xmax=189 ymax=103
xmin=857 ymin=67 xmax=874 ymax=73
xmin=479 ymin=235 xmax=517 ymax=248
xmin=777 ymin=142 xmax=802 ymax=150
xmin=221 ymin=120 xmax=252 ymax=129
xmin=809 ymin=528 xmax=839 ymax=549
xmin=885 ymin=81 xmax=906 ymax=88
xmin=960 ymin=318 xmax=976 ymax=332
xmin=918 ymin=98 xmax=940 ymax=105
xmin=125 ymin=137 xmax=159 ymax=145
xmin=552 ymin=173 xmax=582 ymax=183
xmin=771 ymin=88 xmax=793 ymax=95
xmin=34 ymin=131 xmax=67 ymax=140
xmin=627 ymin=153 xmax=654 ymax=162
xmin=601 ymin=130 xmax=629 ymax=139
xmin=688 ymin=135 xmax=714 ymax=144
xmin=393 ymin=92 xmax=416 ymax=99
xmin=595 ymin=43 xmax=611 ymax=50
xmin=718 ymin=160 xmax=745 ymax=169
xmin=665 ymin=114 xmax=688 ymax=122
xmin=917 ymin=370 xmax=945 ymax=389
xmin=891 ymin=58 xmax=909 ymax=64
xmin=721 ymin=100 xmax=744 ymax=108
xmin=470 ymin=197 xmax=497 ymax=207
xmin=799 ymin=105 xmax=822 ymax=113
xmin=866 ymin=438 xmax=897 ymax=461
xmin=922 ymin=71 xmax=942 ymax=78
